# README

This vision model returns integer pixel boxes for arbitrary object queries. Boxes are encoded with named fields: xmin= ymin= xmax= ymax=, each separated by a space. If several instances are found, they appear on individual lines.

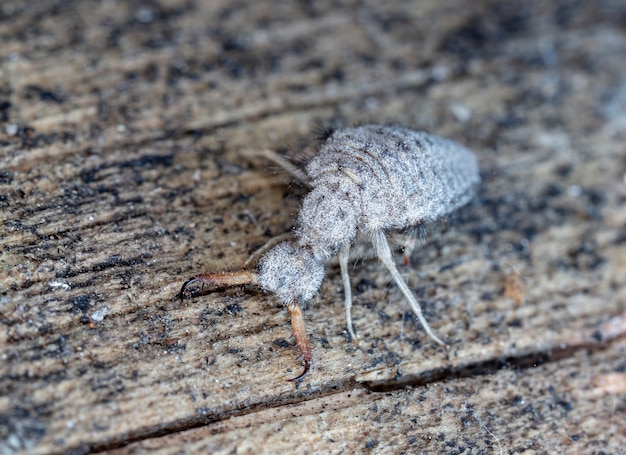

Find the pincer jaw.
xmin=179 ymin=271 xmax=259 ymax=302
xmin=286 ymin=300 xmax=312 ymax=382
xmin=178 ymin=271 xmax=312 ymax=382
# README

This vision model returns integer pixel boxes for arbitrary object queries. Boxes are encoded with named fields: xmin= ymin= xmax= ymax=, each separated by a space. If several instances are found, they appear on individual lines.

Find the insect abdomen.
xmin=306 ymin=125 xmax=480 ymax=232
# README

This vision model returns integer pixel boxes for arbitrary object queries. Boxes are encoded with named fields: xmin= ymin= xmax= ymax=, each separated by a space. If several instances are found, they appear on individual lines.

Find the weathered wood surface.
xmin=1 ymin=0 xmax=625 ymax=454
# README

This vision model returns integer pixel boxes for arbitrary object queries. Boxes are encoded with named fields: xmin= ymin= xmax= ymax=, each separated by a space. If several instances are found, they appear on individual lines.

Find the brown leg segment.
xmin=286 ymin=301 xmax=312 ymax=382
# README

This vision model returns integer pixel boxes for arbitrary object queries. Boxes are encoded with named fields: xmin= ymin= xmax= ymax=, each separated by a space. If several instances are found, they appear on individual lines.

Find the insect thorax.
xmin=296 ymin=174 xmax=360 ymax=259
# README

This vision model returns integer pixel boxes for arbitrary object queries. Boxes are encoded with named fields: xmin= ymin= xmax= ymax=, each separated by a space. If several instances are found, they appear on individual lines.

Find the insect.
xmin=180 ymin=124 xmax=480 ymax=381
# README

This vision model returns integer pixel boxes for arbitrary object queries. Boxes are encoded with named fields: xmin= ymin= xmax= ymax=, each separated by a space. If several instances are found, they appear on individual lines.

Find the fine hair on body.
xmin=181 ymin=124 xmax=480 ymax=381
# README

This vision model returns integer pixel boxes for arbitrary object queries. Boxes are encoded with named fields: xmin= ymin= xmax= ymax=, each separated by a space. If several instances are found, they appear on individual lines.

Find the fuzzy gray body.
xmin=184 ymin=124 xmax=480 ymax=379
xmin=259 ymin=125 xmax=479 ymax=307
xmin=297 ymin=125 xmax=480 ymax=259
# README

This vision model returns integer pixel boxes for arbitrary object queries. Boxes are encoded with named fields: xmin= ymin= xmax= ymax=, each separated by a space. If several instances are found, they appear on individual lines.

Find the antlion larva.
xmin=180 ymin=124 xmax=480 ymax=381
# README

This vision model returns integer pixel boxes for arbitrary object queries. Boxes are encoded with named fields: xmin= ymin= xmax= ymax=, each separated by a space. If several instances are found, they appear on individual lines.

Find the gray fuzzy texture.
xmin=258 ymin=124 xmax=480 ymax=306
xmin=298 ymin=125 xmax=480 ymax=257
xmin=258 ymin=242 xmax=325 ymax=304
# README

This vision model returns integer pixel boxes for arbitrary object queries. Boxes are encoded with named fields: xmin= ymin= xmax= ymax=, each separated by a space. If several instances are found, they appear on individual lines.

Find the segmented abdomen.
xmin=305 ymin=125 xmax=480 ymax=232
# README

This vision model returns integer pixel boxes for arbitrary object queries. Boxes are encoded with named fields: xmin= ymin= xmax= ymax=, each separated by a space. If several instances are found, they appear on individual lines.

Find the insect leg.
xmin=286 ymin=300 xmax=312 ymax=381
xmin=338 ymin=242 xmax=359 ymax=343
xmin=243 ymin=232 xmax=294 ymax=268
xmin=373 ymin=230 xmax=447 ymax=347
xmin=401 ymin=232 xmax=417 ymax=267
xmin=241 ymin=148 xmax=311 ymax=185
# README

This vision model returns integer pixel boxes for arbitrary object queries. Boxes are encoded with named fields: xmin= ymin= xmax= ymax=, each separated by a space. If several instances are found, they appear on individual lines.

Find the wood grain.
xmin=1 ymin=0 xmax=625 ymax=453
